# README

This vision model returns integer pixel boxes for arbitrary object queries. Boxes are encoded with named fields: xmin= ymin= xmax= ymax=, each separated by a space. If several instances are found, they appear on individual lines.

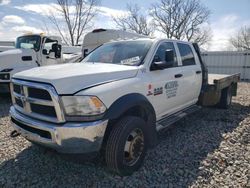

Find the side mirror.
xmin=55 ymin=44 xmax=62 ymax=58
xmin=42 ymin=49 xmax=48 ymax=55
xmin=83 ymin=49 xmax=88 ymax=58
xmin=151 ymin=49 xmax=175 ymax=70
xmin=165 ymin=49 xmax=174 ymax=63
xmin=152 ymin=61 xmax=169 ymax=70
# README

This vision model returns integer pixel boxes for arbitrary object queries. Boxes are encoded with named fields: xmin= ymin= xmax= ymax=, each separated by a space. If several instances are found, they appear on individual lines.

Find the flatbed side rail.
xmin=212 ymin=73 xmax=240 ymax=93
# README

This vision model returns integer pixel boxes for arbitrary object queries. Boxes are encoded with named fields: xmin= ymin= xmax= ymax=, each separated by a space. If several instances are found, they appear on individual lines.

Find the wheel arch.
xmin=102 ymin=93 xmax=157 ymax=148
xmin=104 ymin=93 xmax=156 ymax=121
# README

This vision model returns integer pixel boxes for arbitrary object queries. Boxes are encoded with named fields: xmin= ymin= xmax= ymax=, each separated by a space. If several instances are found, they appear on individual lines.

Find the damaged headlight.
xmin=61 ymin=96 xmax=106 ymax=116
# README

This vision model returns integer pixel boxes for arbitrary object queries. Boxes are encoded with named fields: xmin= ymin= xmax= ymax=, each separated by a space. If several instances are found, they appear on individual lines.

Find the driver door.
xmin=147 ymin=42 xmax=185 ymax=120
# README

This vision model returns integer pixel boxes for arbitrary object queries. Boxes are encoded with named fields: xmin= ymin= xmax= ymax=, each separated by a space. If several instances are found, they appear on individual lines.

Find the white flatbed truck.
xmin=9 ymin=38 xmax=240 ymax=175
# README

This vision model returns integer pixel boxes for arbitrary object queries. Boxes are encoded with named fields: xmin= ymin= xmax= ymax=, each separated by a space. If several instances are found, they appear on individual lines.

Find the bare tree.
xmin=230 ymin=26 xmax=250 ymax=51
xmin=113 ymin=4 xmax=154 ymax=36
xmin=48 ymin=0 xmax=99 ymax=45
xmin=150 ymin=0 xmax=211 ymax=45
xmin=189 ymin=26 xmax=212 ymax=47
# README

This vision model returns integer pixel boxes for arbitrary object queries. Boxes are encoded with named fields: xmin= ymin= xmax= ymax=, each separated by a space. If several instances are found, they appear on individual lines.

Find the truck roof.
xmin=17 ymin=33 xmax=61 ymax=43
xmin=89 ymin=28 xmax=147 ymax=38
xmin=18 ymin=33 xmax=60 ymax=39
xmin=102 ymin=37 xmax=192 ymax=45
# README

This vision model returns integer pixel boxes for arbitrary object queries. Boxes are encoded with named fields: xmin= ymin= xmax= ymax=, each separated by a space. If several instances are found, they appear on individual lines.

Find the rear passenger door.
xmin=176 ymin=42 xmax=202 ymax=107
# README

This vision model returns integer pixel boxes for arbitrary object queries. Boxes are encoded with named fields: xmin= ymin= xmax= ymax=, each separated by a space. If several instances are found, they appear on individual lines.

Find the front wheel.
xmin=105 ymin=116 xmax=149 ymax=176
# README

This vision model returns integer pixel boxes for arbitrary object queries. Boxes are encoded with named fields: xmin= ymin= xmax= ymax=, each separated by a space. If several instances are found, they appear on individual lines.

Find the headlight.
xmin=0 ymin=73 xmax=10 ymax=80
xmin=61 ymin=96 xmax=106 ymax=116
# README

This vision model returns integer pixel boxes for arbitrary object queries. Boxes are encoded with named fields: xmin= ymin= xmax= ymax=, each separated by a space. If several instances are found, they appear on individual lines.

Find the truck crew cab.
xmin=9 ymin=38 xmax=240 ymax=175
xmin=0 ymin=33 xmax=63 ymax=93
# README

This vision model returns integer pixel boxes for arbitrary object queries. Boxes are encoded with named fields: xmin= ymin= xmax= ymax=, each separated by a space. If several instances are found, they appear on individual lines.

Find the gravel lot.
xmin=0 ymin=83 xmax=250 ymax=187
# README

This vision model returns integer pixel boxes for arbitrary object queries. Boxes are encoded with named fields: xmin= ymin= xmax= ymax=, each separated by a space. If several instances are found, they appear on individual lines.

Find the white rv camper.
xmin=82 ymin=29 xmax=148 ymax=58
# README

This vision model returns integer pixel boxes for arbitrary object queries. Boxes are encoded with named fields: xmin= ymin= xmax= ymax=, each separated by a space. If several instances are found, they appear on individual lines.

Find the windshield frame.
xmin=81 ymin=39 xmax=153 ymax=66
xmin=15 ymin=35 xmax=42 ymax=52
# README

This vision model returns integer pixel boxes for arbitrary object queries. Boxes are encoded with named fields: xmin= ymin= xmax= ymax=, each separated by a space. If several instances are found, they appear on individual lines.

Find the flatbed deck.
xmin=208 ymin=73 xmax=240 ymax=90
xmin=200 ymin=73 xmax=240 ymax=106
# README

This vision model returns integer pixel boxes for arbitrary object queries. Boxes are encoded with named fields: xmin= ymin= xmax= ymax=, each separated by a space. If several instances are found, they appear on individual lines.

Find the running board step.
xmin=156 ymin=105 xmax=201 ymax=131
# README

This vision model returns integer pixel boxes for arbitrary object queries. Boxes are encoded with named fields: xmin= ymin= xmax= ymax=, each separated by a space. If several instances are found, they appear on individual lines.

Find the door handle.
xmin=175 ymin=74 xmax=183 ymax=78
xmin=196 ymin=70 xmax=202 ymax=74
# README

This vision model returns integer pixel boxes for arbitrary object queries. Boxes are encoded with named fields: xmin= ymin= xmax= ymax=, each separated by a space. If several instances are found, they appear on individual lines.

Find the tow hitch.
xmin=10 ymin=130 xmax=21 ymax=138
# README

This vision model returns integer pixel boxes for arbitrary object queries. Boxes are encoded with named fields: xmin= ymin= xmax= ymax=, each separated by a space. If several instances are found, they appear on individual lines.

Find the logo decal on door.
xmin=146 ymin=84 xmax=163 ymax=96
xmin=165 ymin=81 xmax=178 ymax=98
xmin=154 ymin=87 xmax=163 ymax=96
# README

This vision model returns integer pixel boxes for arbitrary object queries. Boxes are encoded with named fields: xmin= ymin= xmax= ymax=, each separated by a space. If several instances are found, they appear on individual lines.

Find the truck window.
xmin=82 ymin=40 xmax=152 ymax=66
xmin=177 ymin=43 xmax=196 ymax=66
xmin=153 ymin=42 xmax=177 ymax=67
xmin=16 ymin=35 xmax=41 ymax=52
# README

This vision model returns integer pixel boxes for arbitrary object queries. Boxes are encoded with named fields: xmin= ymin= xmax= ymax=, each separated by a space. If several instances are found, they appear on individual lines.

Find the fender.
xmin=104 ymin=93 xmax=156 ymax=121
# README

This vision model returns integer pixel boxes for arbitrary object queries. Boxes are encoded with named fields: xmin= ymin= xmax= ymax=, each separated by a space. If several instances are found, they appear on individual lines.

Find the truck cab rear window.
xmin=177 ymin=43 xmax=196 ymax=66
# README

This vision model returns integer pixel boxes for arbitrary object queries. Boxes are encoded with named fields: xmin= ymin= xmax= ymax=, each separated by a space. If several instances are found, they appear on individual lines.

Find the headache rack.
xmin=10 ymin=79 xmax=65 ymax=123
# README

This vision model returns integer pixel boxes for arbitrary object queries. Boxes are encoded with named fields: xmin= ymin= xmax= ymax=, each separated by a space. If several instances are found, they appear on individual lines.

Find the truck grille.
xmin=11 ymin=79 xmax=65 ymax=123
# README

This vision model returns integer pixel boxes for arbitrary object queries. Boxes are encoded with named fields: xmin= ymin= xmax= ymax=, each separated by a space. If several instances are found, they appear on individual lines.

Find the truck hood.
xmin=13 ymin=63 xmax=139 ymax=94
xmin=0 ymin=49 xmax=37 ymax=71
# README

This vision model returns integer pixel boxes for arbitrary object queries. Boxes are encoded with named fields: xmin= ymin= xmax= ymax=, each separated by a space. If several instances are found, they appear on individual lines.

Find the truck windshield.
xmin=82 ymin=40 xmax=152 ymax=66
xmin=16 ymin=35 xmax=41 ymax=52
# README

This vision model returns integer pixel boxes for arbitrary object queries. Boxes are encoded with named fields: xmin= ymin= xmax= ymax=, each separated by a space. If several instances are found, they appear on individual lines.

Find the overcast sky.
xmin=0 ymin=0 xmax=249 ymax=50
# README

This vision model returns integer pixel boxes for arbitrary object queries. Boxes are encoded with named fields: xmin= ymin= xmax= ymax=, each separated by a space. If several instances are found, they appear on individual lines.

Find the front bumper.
xmin=0 ymin=82 xmax=10 ymax=93
xmin=10 ymin=107 xmax=108 ymax=153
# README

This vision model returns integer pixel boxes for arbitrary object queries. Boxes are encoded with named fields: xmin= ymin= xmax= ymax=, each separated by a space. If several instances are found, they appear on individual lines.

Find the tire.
xmin=105 ymin=116 xmax=149 ymax=176
xmin=218 ymin=86 xmax=232 ymax=109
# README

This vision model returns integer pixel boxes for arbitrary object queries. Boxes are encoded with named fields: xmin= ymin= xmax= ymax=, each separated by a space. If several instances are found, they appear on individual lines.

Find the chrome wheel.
xmin=124 ymin=128 xmax=144 ymax=166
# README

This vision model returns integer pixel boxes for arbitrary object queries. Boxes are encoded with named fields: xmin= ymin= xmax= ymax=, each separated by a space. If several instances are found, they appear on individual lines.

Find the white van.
xmin=82 ymin=29 xmax=148 ymax=57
